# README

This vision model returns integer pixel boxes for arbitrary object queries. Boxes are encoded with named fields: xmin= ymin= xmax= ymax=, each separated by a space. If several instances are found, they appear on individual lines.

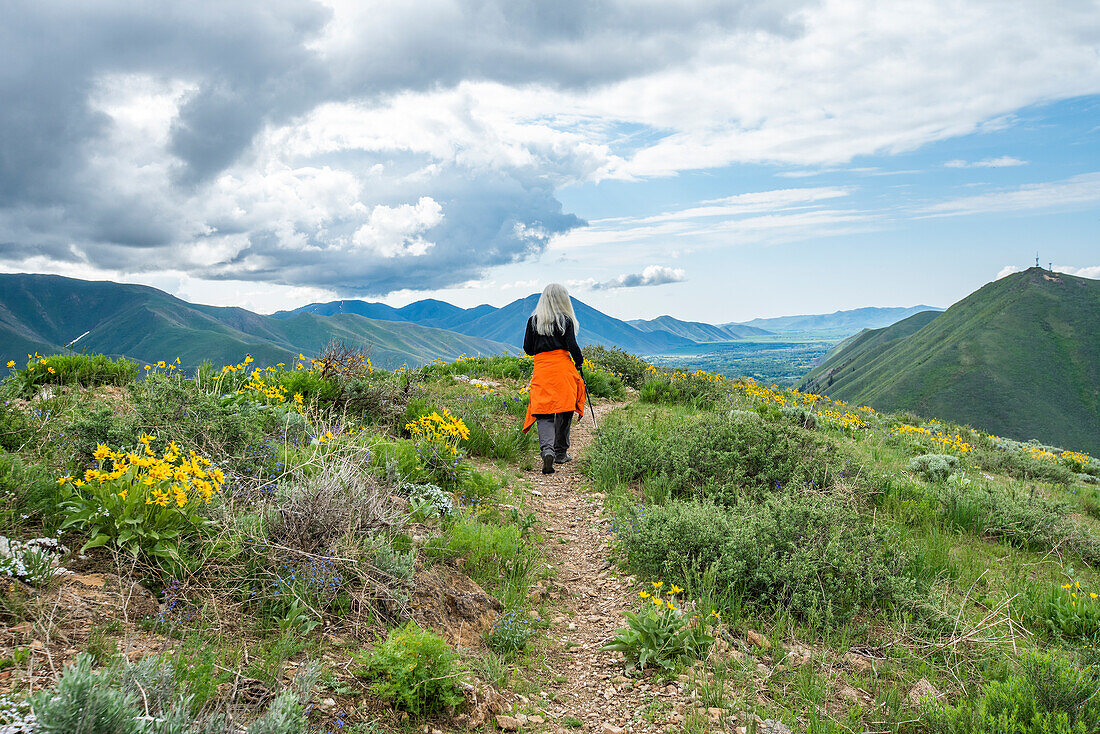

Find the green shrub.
xmin=974 ymin=448 xmax=1074 ymax=485
xmin=582 ymin=366 xmax=626 ymax=400
xmin=923 ymin=652 xmax=1100 ymax=733
xmin=582 ymin=346 xmax=650 ymax=388
xmin=10 ymin=353 xmax=137 ymax=397
xmin=602 ymin=591 xmax=713 ymax=672
xmin=31 ymin=655 xmax=139 ymax=734
xmin=270 ymin=369 xmax=342 ymax=405
xmin=639 ymin=374 xmax=723 ymax=408
xmin=486 ymin=607 xmax=535 ymax=655
xmin=423 ymin=515 xmax=532 ymax=601
xmin=586 ymin=408 xmax=845 ymax=503
xmin=131 ymin=374 xmax=270 ymax=474
xmin=421 ymin=355 xmax=533 ymax=382
xmin=908 ymin=454 xmax=960 ymax=483
xmin=342 ymin=372 xmax=409 ymax=427
xmin=728 ymin=409 xmax=761 ymax=424
xmin=0 ymin=399 xmax=36 ymax=452
xmin=357 ymin=622 xmax=465 ymax=715
xmin=780 ymin=405 xmax=816 ymax=430
xmin=450 ymin=394 xmax=533 ymax=462
xmin=0 ymin=448 xmax=66 ymax=533
xmin=620 ymin=496 xmax=911 ymax=625
xmin=1024 ymin=579 xmax=1100 ymax=641
xmin=929 ymin=482 xmax=1100 ymax=562
xmin=31 ymin=653 xmax=312 ymax=734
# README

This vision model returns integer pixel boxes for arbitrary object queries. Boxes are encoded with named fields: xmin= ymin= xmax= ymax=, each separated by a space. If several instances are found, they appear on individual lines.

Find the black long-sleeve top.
xmin=523 ymin=316 xmax=583 ymax=371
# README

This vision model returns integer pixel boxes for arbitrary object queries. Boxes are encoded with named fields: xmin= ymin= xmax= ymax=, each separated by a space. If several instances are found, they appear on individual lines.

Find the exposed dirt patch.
xmin=410 ymin=564 xmax=503 ymax=648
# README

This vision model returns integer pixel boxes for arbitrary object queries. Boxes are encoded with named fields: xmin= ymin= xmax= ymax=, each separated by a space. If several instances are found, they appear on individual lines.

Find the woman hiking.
xmin=522 ymin=283 xmax=587 ymax=475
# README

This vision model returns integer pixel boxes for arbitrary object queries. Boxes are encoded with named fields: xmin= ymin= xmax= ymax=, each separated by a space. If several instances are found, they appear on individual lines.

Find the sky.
xmin=1 ymin=1 xmax=1098 ymax=323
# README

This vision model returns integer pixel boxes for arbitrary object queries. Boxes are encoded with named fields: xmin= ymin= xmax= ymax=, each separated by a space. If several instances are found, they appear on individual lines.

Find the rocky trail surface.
xmin=495 ymin=400 xmax=785 ymax=734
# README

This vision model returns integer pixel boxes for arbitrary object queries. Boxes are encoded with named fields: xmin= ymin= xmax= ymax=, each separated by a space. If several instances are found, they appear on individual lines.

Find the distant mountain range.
xmin=275 ymin=295 xmax=700 ymax=354
xmin=799 ymin=268 xmax=1100 ymax=454
xmin=732 ymin=305 xmax=942 ymax=336
xmin=1 ymin=273 xmax=947 ymax=377
xmin=628 ymin=316 xmax=772 ymax=342
xmin=0 ymin=274 xmax=511 ymax=370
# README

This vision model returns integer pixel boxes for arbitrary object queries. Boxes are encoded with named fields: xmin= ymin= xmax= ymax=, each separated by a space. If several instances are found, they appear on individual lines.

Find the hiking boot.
xmin=554 ymin=454 xmax=573 ymax=464
xmin=542 ymin=454 xmax=555 ymax=474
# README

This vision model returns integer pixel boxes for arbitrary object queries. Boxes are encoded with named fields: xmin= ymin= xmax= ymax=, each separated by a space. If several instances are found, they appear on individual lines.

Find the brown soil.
xmin=516 ymin=401 xmax=708 ymax=733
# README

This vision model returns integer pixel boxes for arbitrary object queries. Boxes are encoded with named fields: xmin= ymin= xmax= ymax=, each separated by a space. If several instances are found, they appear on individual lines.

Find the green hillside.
xmin=799 ymin=268 xmax=1100 ymax=453
xmin=0 ymin=274 xmax=511 ymax=370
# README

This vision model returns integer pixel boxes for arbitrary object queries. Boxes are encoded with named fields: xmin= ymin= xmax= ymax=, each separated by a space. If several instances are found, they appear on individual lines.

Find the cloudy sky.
xmin=1 ymin=0 xmax=1098 ymax=322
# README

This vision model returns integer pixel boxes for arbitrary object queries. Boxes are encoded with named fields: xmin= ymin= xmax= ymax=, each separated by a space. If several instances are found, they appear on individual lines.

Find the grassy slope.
xmin=799 ymin=268 xmax=1100 ymax=453
xmin=0 ymin=273 xmax=512 ymax=370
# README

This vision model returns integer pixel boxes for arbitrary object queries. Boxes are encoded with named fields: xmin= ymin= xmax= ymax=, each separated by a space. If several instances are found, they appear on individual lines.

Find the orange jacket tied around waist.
xmin=523 ymin=349 xmax=586 ymax=433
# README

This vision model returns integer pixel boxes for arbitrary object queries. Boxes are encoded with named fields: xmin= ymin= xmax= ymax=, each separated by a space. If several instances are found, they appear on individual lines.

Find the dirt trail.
xmin=521 ymin=400 xmax=692 ymax=734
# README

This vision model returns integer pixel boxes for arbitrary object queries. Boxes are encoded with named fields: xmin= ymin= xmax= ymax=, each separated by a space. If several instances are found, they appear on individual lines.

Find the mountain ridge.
xmin=798 ymin=268 xmax=1100 ymax=453
xmin=732 ymin=305 xmax=943 ymax=335
xmin=0 ymin=274 xmax=513 ymax=370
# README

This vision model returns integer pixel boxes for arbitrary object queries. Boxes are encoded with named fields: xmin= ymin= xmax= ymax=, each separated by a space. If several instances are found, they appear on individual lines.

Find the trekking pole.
xmin=585 ymin=383 xmax=598 ymax=430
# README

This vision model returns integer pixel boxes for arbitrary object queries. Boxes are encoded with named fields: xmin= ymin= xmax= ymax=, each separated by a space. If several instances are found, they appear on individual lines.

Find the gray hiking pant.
xmin=535 ymin=412 xmax=573 ymax=459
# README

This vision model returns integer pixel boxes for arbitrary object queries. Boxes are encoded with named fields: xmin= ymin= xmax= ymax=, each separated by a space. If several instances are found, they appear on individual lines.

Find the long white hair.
xmin=533 ymin=283 xmax=579 ymax=336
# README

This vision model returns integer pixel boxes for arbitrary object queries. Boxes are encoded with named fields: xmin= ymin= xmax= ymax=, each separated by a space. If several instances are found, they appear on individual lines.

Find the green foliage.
xmin=909 ymin=453 xmax=961 ymax=483
xmin=59 ymin=442 xmax=221 ymax=569
xmin=421 ymin=355 xmax=533 ymax=381
xmin=10 ymin=353 xmax=137 ymax=397
xmin=973 ymin=448 xmax=1074 ymax=485
xmin=342 ymin=372 xmax=409 ymax=427
xmin=0 ymin=395 xmax=39 ymax=453
xmin=141 ymin=373 xmax=269 ymax=458
xmin=619 ymin=496 xmax=912 ymax=625
xmin=424 ymin=515 xmax=534 ymax=602
xmin=602 ymin=596 xmax=713 ymax=672
xmin=0 ymin=448 xmax=66 ymax=532
xmin=929 ymin=481 xmax=1099 ymax=562
xmin=270 ymin=369 xmax=342 ymax=405
xmin=582 ymin=345 xmax=650 ymax=388
xmin=923 ymin=652 xmax=1100 ymax=733
xmin=1022 ymin=579 xmax=1100 ymax=641
xmin=31 ymin=653 xmax=312 ymax=734
xmin=245 ymin=691 xmax=307 ymax=734
xmin=582 ymin=365 xmax=626 ymax=400
xmin=639 ymin=374 xmax=722 ymax=408
xmin=356 ymin=622 xmax=465 ymax=715
xmin=485 ymin=608 xmax=535 ymax=656
xmin=449 ymin=393 xmax=533 ymax=462
xmin=31 ymin=655 xmax=139 ymax=734
xmin=587 ymin=408 xmax=845 ymax=503
xmin=780 ymin=405 xmax=817 ymax=430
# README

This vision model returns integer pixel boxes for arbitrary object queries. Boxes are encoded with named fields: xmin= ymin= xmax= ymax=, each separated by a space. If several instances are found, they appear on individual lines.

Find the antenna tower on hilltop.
xmin=1035 ymin=252 xmax=1040 ymax=268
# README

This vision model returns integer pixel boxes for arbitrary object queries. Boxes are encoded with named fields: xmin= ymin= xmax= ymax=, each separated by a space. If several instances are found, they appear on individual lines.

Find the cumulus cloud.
xmin=578 ymin=265 xmax=687 ymax=291
xmin=1 ymin=0 xmax=1099 ymax=297
xmin=1055 ymin=265 xmax=1100 ymax=279
xmin=997 ymin=264 xmax=1100 ymax=281
xmin=945 ymin=156 xmax=1027 ymax=168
